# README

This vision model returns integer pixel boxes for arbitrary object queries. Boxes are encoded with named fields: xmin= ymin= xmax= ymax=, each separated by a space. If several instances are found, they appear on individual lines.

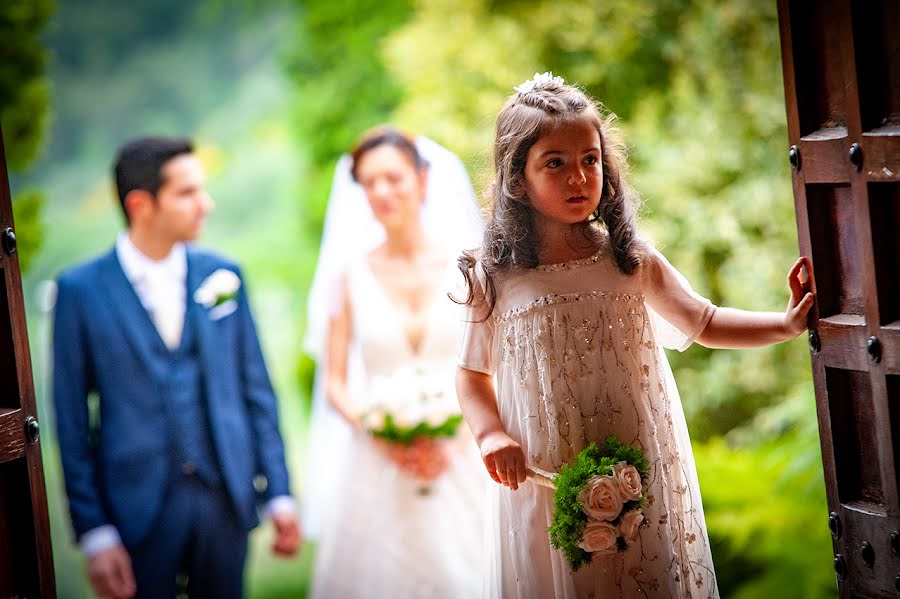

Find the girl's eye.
xmin=546 ymin=158 xmax=562 ymax=168
xmin=584 ymin=155 xmax=599 ymax=165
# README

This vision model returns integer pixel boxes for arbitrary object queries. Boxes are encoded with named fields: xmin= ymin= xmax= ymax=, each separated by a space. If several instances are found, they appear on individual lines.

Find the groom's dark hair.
xmin=113 ymin=136 xmax=194 ymax=223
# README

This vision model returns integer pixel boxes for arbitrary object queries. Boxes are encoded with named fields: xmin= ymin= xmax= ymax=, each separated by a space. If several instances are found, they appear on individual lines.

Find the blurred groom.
xmin=53 ymin=136 xmax=301 ymax=599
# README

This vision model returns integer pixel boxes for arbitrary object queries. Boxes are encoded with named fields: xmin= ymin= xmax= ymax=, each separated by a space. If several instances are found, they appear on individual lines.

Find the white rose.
xmin=578 ymin=520 xmax=618 ymax=555
xmin=391 ymin=405 xmax=418 ymax=429
xmin=194 ymin=268 xmax=241 ymax=307
xmin=424 ymin=407 xmax=451 ymax=428
xmin=619 ymin=509 xmax=644 ymax=541
xmin=613 ymin=461 xmax=643 ymax=502
xmin=578 ymin=475 xmax=624 ymax=522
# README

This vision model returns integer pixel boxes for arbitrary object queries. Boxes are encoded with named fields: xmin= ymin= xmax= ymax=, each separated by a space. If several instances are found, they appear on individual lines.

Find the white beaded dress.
xmin=458 ymin=236 xmax=720 ymax=599
xmin=310 ymin=253 xmax=486 ymax=599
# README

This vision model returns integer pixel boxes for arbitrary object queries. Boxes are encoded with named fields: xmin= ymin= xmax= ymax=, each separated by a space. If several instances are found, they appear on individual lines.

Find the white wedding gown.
xmin=310 ymin=252 xmax=486 ymax=599
xmin=459 ymin=235 xmax=719 ymax=598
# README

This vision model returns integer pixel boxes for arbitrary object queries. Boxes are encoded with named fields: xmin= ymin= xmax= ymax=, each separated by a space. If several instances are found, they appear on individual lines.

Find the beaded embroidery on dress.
xmin=459 ymin=234 xmax=720 ymax=599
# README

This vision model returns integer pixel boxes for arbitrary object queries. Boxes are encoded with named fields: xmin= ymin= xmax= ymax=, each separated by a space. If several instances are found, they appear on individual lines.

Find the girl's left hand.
xmin=784 ymin=256 xmax=816 ymax=336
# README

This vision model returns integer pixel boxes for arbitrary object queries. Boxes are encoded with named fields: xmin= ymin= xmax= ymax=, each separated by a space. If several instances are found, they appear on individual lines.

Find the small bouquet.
xmin=544 ymin=436 xmax=649 ymax=571
xmin=361 ymin=366 xmax=463 ymax=445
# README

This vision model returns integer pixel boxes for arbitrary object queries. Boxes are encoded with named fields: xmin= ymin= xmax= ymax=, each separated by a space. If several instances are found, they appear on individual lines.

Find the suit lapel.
xmin=187 ymin=252 xmax=223 ymax=410
xmin=98 ymin=250 xmax=169 ymax=381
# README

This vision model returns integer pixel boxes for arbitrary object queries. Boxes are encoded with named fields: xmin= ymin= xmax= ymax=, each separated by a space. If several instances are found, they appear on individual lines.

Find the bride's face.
xmin=355 ymin=145 xmax=427 ymax=231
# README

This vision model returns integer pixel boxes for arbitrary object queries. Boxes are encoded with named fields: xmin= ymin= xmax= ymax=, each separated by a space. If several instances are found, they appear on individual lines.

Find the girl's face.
xmin=355 ymin=145 xmax=427 ymax=232
xmin=523 ymin=116 xmax=603 ymax=229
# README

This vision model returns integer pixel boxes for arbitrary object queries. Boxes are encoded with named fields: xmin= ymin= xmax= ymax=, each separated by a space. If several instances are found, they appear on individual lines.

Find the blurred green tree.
xmin=0 ymin=0 xmax=53 ymax=274
xmin=285 ymin=0 xmax=414 ymax=400
xmin=286 ymin=0 xmax=413 ymax=240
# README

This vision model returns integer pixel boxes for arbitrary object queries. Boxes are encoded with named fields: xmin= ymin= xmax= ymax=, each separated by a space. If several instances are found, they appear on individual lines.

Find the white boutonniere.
xmin=194 ymin=269 xmax=241 ymax=310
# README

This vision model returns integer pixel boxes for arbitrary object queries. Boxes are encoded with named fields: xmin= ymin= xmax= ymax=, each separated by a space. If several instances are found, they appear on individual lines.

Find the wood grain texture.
xmin=0 ymin=123 xmax=57 ymax=596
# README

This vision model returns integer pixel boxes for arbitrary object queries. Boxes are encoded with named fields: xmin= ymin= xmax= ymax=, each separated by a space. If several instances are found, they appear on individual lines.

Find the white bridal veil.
xmin=302 ymin=136 xmax=484 ymax=537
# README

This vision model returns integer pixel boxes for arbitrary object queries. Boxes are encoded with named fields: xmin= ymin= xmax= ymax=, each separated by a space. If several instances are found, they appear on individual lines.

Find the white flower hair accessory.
xmin=194 ymin=268 xmax=241 ymax=308
xmin=514 ymin=71 xmax=565 ymax=94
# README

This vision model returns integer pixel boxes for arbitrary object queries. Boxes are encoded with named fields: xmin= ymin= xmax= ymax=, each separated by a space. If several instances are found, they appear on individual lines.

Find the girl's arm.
xmin=324 ymin=280 xmax=361 ymax=428
xmin=456 ymin=367 xmax=527 ymax=490
xmin=696 ymin=257 xmax=815 ymax=349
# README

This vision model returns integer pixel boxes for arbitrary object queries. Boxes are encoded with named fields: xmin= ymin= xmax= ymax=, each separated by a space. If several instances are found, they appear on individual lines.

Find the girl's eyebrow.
xmin=537 ymin=146 xmax=601 ymax=158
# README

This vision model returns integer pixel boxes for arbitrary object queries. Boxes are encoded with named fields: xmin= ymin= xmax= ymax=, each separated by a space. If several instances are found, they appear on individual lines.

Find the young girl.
xmin=456 ymin=73 xmax=815 ymax=599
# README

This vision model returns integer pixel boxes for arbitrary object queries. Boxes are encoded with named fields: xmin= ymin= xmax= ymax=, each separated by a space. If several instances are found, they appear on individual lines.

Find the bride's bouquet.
xmin=544 ymin=436 xmax=649 ymax=571
xmin=361 ymin=366 xmax=463 ymax=445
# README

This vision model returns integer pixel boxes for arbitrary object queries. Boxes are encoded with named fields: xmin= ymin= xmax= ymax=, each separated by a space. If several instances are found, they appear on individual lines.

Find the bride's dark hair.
xmin=457 ymin=79 xmax=644 ymax=320
xmin=350 ymin=125 xmax=426 ymax=181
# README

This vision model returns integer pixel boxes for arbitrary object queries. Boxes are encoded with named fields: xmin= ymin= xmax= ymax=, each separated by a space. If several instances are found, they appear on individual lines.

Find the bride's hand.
xmin=375 ymin=437 xmax=449 ymax=480
xmin=480 ymin=430 xmax=526 ymax=491
xmin=405 ymin=437 xmax=450 ymax=480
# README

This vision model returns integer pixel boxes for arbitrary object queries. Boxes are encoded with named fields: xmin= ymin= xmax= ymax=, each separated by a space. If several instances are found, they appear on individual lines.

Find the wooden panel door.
xmin=0 ymin=125 xmax=56 ymax=596
xmin=777 ymin=1 xmax=900 ymax=596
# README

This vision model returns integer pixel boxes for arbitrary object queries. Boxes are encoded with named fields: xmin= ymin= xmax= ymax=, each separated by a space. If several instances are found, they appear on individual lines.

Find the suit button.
xmin=182 ymin=461 xmax=197 ymax=475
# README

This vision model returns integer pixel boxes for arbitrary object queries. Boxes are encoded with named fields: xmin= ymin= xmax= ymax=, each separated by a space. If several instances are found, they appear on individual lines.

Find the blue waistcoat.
xmin=165 ymin=305 xmax=222 ymax=490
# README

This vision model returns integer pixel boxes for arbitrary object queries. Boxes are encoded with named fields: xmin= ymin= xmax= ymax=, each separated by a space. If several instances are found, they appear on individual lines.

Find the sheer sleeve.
xmin=457 ymin=262 xmax=496 ymax=375
xmin=642 ymin=247 xmax=716 ymax=351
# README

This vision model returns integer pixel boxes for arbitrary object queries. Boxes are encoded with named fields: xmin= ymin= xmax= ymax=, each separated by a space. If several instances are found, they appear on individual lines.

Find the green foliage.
xmin=1 ymin=0 xmax=53 ymax=275
xmin=0 ymin=0 xmax=53 ymax=170
xmin=695 ymin=428 xmax=836 ymax=598
xmin=285 ymin=0 xmax=413 ymax=243
xmin=8 ymin=187 xmax=44 ymax=274
xmin=370 ymin=414 xmax=464 ymax=446
xmin=548 ymin=438 xmax=649 ymax=571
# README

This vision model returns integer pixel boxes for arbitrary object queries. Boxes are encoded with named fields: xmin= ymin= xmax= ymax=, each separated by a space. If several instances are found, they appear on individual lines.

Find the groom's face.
xmin=150 ymin=154 xmax=213 ymax=243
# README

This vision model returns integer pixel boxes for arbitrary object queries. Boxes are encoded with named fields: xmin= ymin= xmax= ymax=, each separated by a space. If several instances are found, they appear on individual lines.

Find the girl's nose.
xmin=568 ymin=168 xmax=586 ymax=185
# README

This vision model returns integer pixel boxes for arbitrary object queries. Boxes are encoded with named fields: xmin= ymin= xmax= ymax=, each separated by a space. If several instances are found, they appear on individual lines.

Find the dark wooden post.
xmin=777 ymin=1 xmax=900 ymax=596
xmin=0 ymin=123 xmax=57 ymax=596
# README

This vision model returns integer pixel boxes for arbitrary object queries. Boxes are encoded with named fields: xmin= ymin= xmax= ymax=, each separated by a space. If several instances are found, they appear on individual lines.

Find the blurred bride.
xmin=303 ymin=126 xmax=486 ymax=598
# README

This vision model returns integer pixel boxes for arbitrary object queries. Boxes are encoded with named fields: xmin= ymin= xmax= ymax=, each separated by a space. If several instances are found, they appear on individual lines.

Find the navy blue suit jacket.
xmin=52 ymin=246 xmax=291 ymax=547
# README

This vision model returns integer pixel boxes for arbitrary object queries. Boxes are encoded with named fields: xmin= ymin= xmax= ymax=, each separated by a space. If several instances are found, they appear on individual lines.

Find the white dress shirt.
xmin=79 ymin=235 xmax=294 ymax=557
xmin=117 ymin=233 xmax=187 ymax=349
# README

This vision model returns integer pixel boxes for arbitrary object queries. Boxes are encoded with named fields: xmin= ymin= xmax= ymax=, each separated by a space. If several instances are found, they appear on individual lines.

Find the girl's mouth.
xmin=566 ymin=195 xmax=588 ymax=204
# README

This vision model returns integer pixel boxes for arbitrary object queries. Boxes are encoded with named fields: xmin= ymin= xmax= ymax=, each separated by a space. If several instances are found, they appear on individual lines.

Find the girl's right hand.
xmin=480 ymin=431 xmax=527 ymax=490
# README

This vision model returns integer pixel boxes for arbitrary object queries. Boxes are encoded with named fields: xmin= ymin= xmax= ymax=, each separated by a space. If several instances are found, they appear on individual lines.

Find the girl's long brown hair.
xmin=458 ymin=79 xmax=643 ymax=321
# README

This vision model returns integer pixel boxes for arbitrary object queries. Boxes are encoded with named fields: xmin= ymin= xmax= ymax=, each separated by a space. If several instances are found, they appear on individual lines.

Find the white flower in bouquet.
xmin=577 ymin=520 xmax=618 ymax=555
xmin=618 ymin=509 xmax=644 ymax=541
xmin=360 ymin=406 xmax=388 ymax=430
xmin=612 ymin=461 xmax=643 ymax=502
xmin=578 ymin=475 xmax=624 ymax=522
xmin=362 ymin=365 xmax=462 ymax=443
